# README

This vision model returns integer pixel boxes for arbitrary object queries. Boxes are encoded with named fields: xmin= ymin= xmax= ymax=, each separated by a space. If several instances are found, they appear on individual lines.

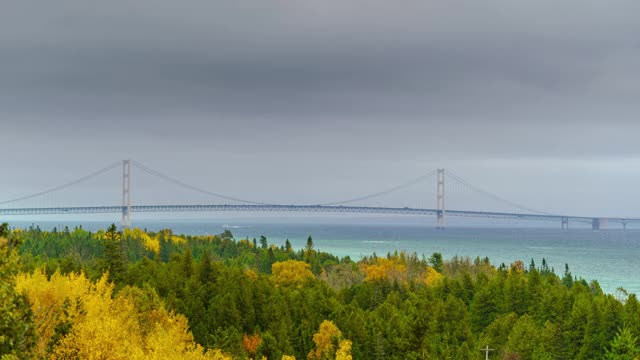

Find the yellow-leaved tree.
xmin=424 ymin=266 xmax=443 ymax=286
xmin=360 ymin=256 xmax=407 ymax=284
xmin=271 ymin=260 xmax=314 ymax=287
xmin=16 ymin=269 xmax=231 ymax=360
xmin=307 ymin=320 xmax=352 ymax=360
xmin=124 ymin=227 xmax=160 ymax=254
xmin=335 ymin=340 xmax=352 ymax=360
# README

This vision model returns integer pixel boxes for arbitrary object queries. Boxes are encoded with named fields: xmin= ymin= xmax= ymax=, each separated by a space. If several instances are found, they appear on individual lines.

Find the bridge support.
xmin=122 ymin=160 xmax=131 ymax=228
xmin=592 ymin=218 xmax=608 ymax=231
xmin=436 ymin=169 xmax=446 ymax=229
xmin=561 ymin=217 xmax=569 ymax=230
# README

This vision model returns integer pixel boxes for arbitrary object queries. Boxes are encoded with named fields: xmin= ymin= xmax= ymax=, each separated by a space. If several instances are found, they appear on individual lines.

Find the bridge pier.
xmin=561 ymin=217 xmax=569 ymax=230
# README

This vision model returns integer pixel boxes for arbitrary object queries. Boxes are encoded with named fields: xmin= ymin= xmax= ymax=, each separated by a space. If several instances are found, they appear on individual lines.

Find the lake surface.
xmin=10 ymin=219 xmax=640 ymax=296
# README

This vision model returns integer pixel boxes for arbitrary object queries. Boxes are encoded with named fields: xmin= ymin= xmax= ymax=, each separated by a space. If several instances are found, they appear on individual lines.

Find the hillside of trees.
xmin=1 ymin=222 xmax=640 ymax=359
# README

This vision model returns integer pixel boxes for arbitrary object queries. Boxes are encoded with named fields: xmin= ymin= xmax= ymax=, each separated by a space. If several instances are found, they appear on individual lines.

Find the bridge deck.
xmin=0 ymin=204 xmax=637 ymax=224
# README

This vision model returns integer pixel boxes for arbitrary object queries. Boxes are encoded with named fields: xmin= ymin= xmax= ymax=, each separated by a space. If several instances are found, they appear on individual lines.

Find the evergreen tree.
xmin=562 ymin=263 xmax=574 ymax=288
xmin=624 ymin=294 xmax=640 ymax=340
xmin=0 ymin=226 xmax=36 ymax=359
xmin=101 ymin=223 xmax=126 ymax=283
xmin=306 ymin=236 xmax=314 ymax=251
xmin=199 ymin=251 xmax=214 ymax=284
xmin=606 ymin=327 xmax=640 ymax=360
xmin=182 ymin=248 xmax=194 ymax=278
xmin=429 ymin=252 xmax=443 ymax=273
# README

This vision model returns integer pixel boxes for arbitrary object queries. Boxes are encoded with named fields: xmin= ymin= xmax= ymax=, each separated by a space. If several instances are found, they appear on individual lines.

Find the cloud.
xmin=1 ymin=0 xmax=640 ymax=215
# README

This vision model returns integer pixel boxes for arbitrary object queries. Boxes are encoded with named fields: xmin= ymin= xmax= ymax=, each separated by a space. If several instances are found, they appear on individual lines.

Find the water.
xmin=9 ymin=218 xmax=640 ymax=295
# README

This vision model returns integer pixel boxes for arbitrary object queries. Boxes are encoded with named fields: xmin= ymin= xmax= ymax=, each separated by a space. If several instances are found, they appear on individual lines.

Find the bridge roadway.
xmin=1 ymin=204 xmax=638 ymax=228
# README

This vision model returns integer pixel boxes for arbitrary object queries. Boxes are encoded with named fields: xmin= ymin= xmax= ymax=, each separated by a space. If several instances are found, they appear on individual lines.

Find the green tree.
xmin=470 ymin=287 xmax=497 ymax=333
xmin=606 ymin=327 xmax=640 ymax=360
xmin=623 ymin=294 xmax=640 ymax=339
xmin=562 ymin=263 xmax=574 ymax=288
xmin=429 ymin=252 xmax=443 ymax=273
xmin=505 ymin=314 xmax=543 ymax=359
xmin=101 ymin=223 xmax=126 ymax=283
xmin=0 ymin=225 xmax=36 ymax=359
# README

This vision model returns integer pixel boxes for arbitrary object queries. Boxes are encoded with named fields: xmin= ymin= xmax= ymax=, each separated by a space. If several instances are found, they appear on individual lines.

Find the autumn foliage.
xmin=307 ymin=320 xmax=352 ymax=360
xmin=8 ymin=224 xmax=640 ymax=359
xmin=15 ymin=270 xmax=231 ymax=360
xmin=242 ymin=333 xmax=262 ymax=357
xmin=271 ymin=260 xmax=314 ymax=287
xmin=360 ymin=251 xmax=443 ymax=286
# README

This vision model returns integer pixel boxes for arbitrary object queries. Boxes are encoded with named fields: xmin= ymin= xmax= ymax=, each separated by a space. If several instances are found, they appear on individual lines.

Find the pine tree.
xmin=605 ymin=327 xmax=640 ymax=360
xmin=101 ymin=224 xmax=126 ymax=283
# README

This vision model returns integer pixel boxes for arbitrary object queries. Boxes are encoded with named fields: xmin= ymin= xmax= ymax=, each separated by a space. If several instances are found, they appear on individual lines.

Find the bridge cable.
xmin=0 ymin=161 xmax=122 ymax=206
xmin=446 ymin=170 xmax=557 ymax=215
xmin=131 ymin=161 xmax=271 ymax=205
xmin=317 ymin=169 xmax=438 ymax=206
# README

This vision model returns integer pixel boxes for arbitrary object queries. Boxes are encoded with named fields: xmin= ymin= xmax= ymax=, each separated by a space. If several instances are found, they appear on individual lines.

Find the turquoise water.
xmin=10 ymin=219 xmax=640 ymax=295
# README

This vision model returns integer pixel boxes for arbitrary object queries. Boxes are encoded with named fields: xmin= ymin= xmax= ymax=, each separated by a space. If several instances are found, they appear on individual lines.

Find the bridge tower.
xmin=436 ymin=169 xmax=446 ymax=229
xmin=122 ymin=160 xmax=131 ymax=228
xmin=592 ymin=218 xmax=608 ymax=231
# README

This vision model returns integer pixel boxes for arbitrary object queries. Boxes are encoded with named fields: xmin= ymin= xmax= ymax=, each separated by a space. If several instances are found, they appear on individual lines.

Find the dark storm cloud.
xmin=1 ymin=0 xmax=640 ymax=215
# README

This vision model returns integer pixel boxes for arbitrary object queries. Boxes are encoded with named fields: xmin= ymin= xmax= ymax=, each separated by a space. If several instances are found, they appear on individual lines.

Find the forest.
xmin=1 ymin=222 xmax=640 ymax=360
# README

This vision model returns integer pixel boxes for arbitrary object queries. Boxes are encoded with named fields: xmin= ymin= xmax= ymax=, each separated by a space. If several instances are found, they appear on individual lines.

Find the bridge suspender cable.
xmin=0 ymin=161 xmax=123 ymax=206
xmin=317 ymin=169 xmax=438 ymax=206
xmin=446 ymin=170 xmax=557 ymax=216
xmin=130 ymin=161 xmax=272 ymax=205
xmin=132 ymin=162 xmax=439 ymax=207
xmin=0 ymin=158 xmax=558 ymax=217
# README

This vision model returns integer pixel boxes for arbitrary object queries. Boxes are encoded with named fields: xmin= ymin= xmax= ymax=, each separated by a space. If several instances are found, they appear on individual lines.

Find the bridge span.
xmin=1 ymin=204 xmax=637 ymax=230
xmin=2 ymin=160 xmax=637 ymax=230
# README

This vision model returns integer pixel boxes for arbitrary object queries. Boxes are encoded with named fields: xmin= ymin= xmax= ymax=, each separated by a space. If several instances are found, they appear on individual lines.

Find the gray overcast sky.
xmin=1 ymin=0 xmax=640 ymax=218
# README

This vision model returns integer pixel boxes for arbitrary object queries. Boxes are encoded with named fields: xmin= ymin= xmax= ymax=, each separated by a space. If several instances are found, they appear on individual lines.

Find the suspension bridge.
xmin=0 ymin=160 xmax=637 ymax=230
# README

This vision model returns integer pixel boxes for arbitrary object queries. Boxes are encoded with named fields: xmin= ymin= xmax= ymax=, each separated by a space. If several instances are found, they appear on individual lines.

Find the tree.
xmin=335 ymin=340 xmax=352 ymax=360
xmin=308 ymin=320 xmax=344 ymax=360
xmin=470 ymin=287 xmax=497 ymax=333
xmin=271 ymin=261 xmax=314 ymax=287
xmin=624 ymin=294 xmax=640 ymax=340
xmin=562 ymin=263 xmax=574 ymax=288
xmin=505 ymin=314 xmax=542 ymax=359
xmin=16 ymin=269 xmax=231 ymax=359
xmin=242 ymin=333 xmax=262 ymax=358
xmin=100 ymin=223 xmax=126 ymax=283
xmin=181 ymin=248 xmax=194 ymax=278
xmin=0 ymin=228 xmax=36 ymax=359
xmin=429 ymin=253 xmax=443 ymax=273
xmin=606 ymin=327 xmax=640 ymax=360
xmin=199 ymin=251 xmax=215 ymax=284
xmin=0 ymin=223 xmax=9 ymax=237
